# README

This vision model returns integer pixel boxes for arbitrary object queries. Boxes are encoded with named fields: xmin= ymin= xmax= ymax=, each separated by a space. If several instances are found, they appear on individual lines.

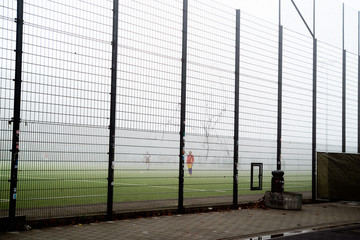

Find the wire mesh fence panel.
xmin=346 ymin=51 xmax=358 ymax=153
xmin=317 ymin=41 xmax=343 ymax=153
xmin=282 ymin=28 xmax=313 ymax=192
xmin=0 ymin=0 xmax=17 ymax=218
xmin=113 ymin=0 xmax=182 ymax=211
xmin=184 ymin=0 xmax=235 ymax=205
xmin=15 ymin=0 xmax=112 ymax=220
xmin=239 ymin=12 xmax=278 ymax=195
xmin=2 ymin=0 xmax=360 ymax=223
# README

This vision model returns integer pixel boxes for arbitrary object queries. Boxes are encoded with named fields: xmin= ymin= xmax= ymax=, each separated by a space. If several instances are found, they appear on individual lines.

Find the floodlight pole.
xmin=289 ymin=0 xmax=317 ymax=201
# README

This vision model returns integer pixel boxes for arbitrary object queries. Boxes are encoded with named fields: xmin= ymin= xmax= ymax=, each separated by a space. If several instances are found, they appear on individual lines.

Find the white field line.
xmin=0 ymin=199 xmax=9 ymax=202
xmin=1 ymin=173 xmax=227 ymax=194
xmin=114 ymin=182 xmax=227 ymax=193
xmin=23 ymin=194 xmax=107 ymax=201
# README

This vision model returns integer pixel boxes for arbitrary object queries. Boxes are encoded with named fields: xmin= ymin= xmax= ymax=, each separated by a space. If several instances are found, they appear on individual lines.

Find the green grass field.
xmin=0 ymin=168 xmax=311 ymax=211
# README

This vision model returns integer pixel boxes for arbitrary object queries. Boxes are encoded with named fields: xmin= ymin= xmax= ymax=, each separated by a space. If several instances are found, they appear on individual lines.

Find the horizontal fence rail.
xmin=0 ymin=0 xmax=359 ymax=222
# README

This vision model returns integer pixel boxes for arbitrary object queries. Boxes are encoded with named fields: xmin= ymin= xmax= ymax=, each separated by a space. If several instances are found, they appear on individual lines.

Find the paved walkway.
xmin=1 ymin=201 xmax=360 ymax=240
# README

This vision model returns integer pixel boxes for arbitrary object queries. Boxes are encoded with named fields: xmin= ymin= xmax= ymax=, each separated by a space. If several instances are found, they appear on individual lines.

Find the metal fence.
xmin=1 ymin=0 xmax=359 ymax=222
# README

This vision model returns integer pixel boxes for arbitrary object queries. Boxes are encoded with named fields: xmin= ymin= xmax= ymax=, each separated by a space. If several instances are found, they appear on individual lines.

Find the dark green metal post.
xmin=312 ymin=38 xmax=317 ymax=202
xmin=277 ymin=25 xmax=283 ymax=171
xmin=9 ymin=0 xmax=24 ymax=221
xmin=342 ymin=3 xmax=346 ymax=153
xmin=233 ymin=9 xmax=240 ymax=209
xmin=107 ymin=0 xmax=119 ymax=219
xmin=178 ymin=0 xmax=188 ymax=213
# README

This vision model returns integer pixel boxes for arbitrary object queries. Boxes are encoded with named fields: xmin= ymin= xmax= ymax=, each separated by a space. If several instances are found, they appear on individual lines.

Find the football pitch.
xmin=0 ymin=169 xmax=311 ymax=210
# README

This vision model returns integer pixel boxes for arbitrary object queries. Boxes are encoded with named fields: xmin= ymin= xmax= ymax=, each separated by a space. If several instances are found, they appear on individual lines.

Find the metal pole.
xmin=290 ymin=0 xmax=314 ymax=38
xmin=313 ymin=0 xmax=316 ymax=37
xmin=342 ymin=3 xmax=346 ymax=153
xmin=312 ymin=0 xmax=317 ymax=202
xmin=277 ymin=25 xmax=283 ymax=171
xmin=358 ymin=11 xmax=360 ymax=153
xmin=9 ymin=0 xmax=24 ymax=220
xmin=312 ymin=38 xmax=317 ymax=202
xmin=289 ymin=0 xmax=317 ymax=201
xmin=178 ymin=0 xmax=188 ymax=213
xmin=233 ymin=9 xmax=240 ymax=209
xmin=343 ymin=49 xmax=346 ymax=153
xmin=343 ymin=3 xmax=345 ymax=51
xmin=107 ymin=0 xmax=119 ymax=219
xmin=279 ymin=0 xmax=281 ymax=26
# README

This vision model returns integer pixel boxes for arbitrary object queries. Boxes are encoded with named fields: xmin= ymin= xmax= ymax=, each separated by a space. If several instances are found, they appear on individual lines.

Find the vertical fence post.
xmin=342 ymin=3 xmax=346 ymax=153
xmin=9 ymin=0 xmax=24 ymax=221
xmin=343 ymin=49 xmax=346 ymax=153
xmin=312 ymin=38 xmax=317 ymax=202
xmin=312 ymin=0 xmax=317 ymax=202
xmin=289 ymin=0 xmax=317 ymax=199
xmin=233 ymin=9 xmax=240 ymax=209
xmin=178 ymin=0 xmax=188 ymax=213
xmin=277 ymin=26 xmax=283 ymax=171
xmin=358 ymin=11 xmax=360 ymax=153
xmin=107 ymin=0 xmax=119 ymax=219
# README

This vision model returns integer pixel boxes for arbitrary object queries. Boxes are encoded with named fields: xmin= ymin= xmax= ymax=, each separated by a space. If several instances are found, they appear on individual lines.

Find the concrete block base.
xmin=264 ymin=191 xmax=302 ymax=210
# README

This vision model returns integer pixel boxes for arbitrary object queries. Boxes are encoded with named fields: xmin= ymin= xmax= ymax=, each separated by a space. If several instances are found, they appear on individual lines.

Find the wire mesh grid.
xmin=1 ymin=0 xmax=360 ymax=221
xmin=282 ymin=27 xmax=313 ymax=192
xmin=239 ymin=12 xmax=278 ymax=193
xmin=183 ymin=0 xmax=235 ymax=203
xmin=113 ymin=0 xmax=182 ymax=209
xmin=317 ymin=40 xmax=343 ymax=153
xmin=14 ymin=0 xmax=113 ymax=219
xmin=345 ymin=51 xmax=358 ymax=153
xmin=0 ymin=0 xmax=17 ymax=218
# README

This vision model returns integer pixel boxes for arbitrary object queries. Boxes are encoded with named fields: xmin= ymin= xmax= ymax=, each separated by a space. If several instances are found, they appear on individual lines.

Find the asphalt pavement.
xmin=1 ymin=201 xmax=360 ymax=240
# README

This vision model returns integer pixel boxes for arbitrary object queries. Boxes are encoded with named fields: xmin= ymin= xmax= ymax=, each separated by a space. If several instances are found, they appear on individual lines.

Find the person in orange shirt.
xmin=186 ymin=151 xmax=194 ymax=176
